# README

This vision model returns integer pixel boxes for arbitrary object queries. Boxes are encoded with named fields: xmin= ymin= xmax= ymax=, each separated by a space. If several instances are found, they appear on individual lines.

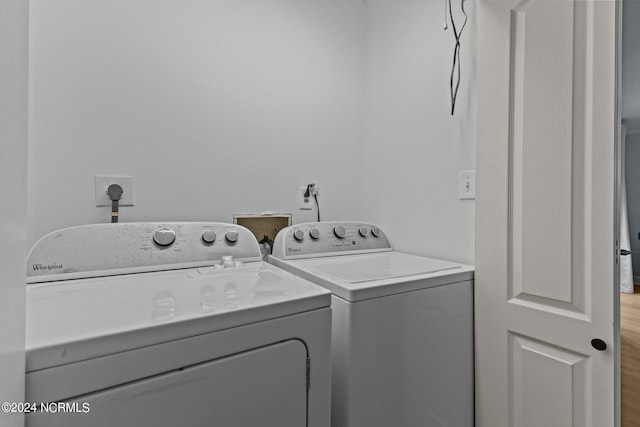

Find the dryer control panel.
xmin=27 ymin=222 xmax=262 ymax=283
xmin=270 ymin=222 xmax=392 ymax=260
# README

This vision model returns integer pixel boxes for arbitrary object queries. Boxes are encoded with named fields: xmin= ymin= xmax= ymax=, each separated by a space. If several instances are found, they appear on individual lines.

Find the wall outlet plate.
xmin=459 ymin=170 xmax=476 ymax=200
xmin=95 ymin=176 xmax=134 ymax=207
xmin=298 ymin=186 xmax=314 ymax=211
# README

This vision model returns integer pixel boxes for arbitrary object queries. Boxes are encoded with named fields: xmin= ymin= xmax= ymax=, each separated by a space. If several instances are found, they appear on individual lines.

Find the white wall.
xmin=361 ymin=0 xmax=476 ymax=264
xmin=28 ymin=0 xmax=366 ymax=247
xmin=0 ymin=0 xmax=28 ymax=424
xmin=28 ymin=0 xmax=477 ymax=265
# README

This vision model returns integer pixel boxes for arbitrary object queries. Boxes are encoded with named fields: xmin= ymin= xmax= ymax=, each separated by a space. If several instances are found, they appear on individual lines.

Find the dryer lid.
xmin=25 ymin=262 xmax=330 ymax=372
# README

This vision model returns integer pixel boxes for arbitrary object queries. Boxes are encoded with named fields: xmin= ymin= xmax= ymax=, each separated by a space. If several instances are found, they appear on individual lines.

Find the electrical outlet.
xmin=298 ymin=184 xmax=319 ymax=211
xmin=95 ymin=176 xmax=134 ymax=207
xmin=298 ymin=186 xmax=314 ymax=211
xmin=459 ymin=170 xmax=476 ymax=200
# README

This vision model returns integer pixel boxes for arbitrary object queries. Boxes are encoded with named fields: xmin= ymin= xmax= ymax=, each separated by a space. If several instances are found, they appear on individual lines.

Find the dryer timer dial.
xmin=153 ymin=227 xmax=176 ymax=247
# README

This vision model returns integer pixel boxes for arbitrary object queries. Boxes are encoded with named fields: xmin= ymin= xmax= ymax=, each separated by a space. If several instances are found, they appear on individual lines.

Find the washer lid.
xmin=274 ymin=252 xmax=474 ymax=302
xmin=25 ymin=262 xmax=330 ymax=372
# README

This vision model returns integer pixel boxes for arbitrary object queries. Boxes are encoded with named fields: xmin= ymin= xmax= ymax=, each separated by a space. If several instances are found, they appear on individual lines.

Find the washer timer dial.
xmin=333 ymin=225 xmax=346 ymax=239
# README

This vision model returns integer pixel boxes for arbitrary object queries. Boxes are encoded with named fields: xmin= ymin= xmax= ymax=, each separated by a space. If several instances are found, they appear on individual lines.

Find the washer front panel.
xmin=329 ymin=282 xmax=474 ymax=427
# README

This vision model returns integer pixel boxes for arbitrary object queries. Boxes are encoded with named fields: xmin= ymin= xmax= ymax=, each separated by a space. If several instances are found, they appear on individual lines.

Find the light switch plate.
xmin=459 ymin=170 xmax=476 ymax=200
xmin=95 ymin=176 xmax=134 ymax=207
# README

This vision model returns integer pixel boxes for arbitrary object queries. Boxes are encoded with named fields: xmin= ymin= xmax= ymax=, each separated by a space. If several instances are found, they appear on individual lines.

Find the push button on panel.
xmin=202 ymin=230 xmax=217 ymax=244
xmin=225 ymin=230 xmax=239 ymax=243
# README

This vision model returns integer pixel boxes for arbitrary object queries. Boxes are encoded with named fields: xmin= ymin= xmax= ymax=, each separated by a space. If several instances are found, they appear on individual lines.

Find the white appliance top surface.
xmin=26 ymin=262 xmax=330 ymax=372
xmin=301 ymin=252 xmax=462 ymax=283
xmin=272 ymin=251 xmax=474 ymax=301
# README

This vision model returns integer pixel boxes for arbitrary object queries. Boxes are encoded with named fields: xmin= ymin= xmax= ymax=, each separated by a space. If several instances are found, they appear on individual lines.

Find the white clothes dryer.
xmin=25 ymin=222 xmax=331 ymax=427
xmin=269 ymin=222 xmax=474 ymax=427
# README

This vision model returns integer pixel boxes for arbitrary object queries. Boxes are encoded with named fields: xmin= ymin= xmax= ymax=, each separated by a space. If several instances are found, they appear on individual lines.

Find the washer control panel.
xmin=271 ymin=222 xmax=391 ymax=259
xmin=27 ymin=222 xmax=262 ymax=283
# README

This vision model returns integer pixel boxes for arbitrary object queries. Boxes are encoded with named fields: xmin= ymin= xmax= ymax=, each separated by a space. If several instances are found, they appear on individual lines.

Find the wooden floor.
xmin=622 ymin=285 xmax=640 ymax=427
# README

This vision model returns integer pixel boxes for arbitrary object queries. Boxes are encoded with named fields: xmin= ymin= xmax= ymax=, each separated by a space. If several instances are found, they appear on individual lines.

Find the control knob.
xmin=309 ymin=228 xmax=321 ymax=240
xmin=202 ymin=230 xmax=217 ymax=244
xmin=333 ymin=225 xmax=346 ymax=239
xmin=153 ymin=227 xmax=176 ymax=247
xmin=359 ymin=227 xmax=369 ymax=237
xmin=225 ymin=230 xmax=239 ymax=243
xmin=293 ymin=229 xmax=305 ymax=241
xmin=371 ymin=227 xmax=381 ymax=238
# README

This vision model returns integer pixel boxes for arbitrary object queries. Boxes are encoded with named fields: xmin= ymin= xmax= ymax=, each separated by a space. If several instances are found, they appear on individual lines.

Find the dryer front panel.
xmin=26 ymin=340 xmax=308 ymax=427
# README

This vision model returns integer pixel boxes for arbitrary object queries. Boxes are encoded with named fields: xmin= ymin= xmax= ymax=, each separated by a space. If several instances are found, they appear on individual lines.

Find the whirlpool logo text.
xmin=31 ymin=263 xmax=63 ymax=272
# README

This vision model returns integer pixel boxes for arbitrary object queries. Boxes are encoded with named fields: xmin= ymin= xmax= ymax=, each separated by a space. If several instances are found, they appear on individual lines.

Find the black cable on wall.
xmin=444 ymin=0 xmax=468 ymax=116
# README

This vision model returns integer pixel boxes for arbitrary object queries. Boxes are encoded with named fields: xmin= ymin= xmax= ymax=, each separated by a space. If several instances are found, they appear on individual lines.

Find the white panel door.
xmin=475 ymin=0 xmax=617 ymax=426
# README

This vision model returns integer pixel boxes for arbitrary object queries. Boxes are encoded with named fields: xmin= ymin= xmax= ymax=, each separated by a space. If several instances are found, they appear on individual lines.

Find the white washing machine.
xmin=269 ymin=222 xmax=474 ymax=427
xmin=25 ymin=222 xmax=332 ymax=427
